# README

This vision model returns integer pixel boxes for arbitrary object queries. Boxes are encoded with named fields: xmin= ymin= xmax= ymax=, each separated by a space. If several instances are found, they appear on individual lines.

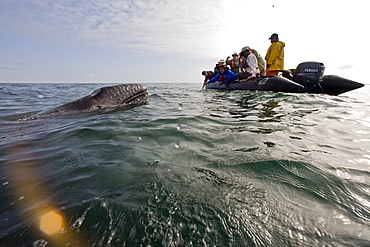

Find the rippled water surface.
xmin=1 ymin=83 xmax=369 ymax=246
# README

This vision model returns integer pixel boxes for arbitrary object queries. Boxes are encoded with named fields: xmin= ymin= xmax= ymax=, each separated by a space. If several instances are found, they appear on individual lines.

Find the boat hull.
xmin=205 ymin=75 xmax=364 ymax=95
xmin=205 ymin=76 xmax=304 ymax=93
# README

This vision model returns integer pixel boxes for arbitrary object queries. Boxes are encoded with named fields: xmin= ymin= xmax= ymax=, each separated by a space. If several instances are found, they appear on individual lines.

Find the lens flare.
xmin=40 ymin=211 xmax=63 ymax=235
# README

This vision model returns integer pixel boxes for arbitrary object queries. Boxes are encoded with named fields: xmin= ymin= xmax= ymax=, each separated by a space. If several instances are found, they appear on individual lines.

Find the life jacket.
xmin=205 ymin=71 xmax=214 ymax=80
xmin=240 ymin=57 xmax=247 ymax=68
xmin=230 ymin=59 xmax=240 ymax=69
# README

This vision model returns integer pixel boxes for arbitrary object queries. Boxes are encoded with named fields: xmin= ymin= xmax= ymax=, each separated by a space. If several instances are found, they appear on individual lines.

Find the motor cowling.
xmin=293 ymin=62 xmax=325 ymax=92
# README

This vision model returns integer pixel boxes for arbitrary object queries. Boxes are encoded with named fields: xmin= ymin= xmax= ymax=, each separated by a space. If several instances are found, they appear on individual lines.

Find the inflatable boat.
xmin=205 ymin=62 xmax=364 ymax=96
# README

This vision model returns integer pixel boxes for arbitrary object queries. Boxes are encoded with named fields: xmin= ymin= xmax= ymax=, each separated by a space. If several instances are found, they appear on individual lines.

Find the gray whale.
xmin=24 ymin=84 xmax=148 ymax=120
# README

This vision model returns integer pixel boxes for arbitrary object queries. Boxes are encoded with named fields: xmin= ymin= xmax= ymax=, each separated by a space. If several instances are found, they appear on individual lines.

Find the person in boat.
xmin=226 ymin=52 xmax=241 ymax=73
xmin=201 ymin=71 xmax=215 ymax=89
xmin=241 ymin=46 xmax=266 ymax=76
xmin=238 ymin=49 xmax=260 ymax=80
xmin=238 ymin=52 xmax=252 ymax=80
xmin=213 ymin=59 xmax=229 ymax=75
xmin=238 ymin=48 xmax=259 ymax=80
xmin=208 ymin=65 xmax=238 ymax=85
xmin=218 ymin=59 xmax=226 ymax=66
xmin=202 ymin=71 xmax=214 ymax=82
xmin=214 ymin=63 xmax=220 ymax=75
xmin=265 ymin=33 xmax=285 ymax=75
xmin=213 ymin=59 xmax=227 ymax=74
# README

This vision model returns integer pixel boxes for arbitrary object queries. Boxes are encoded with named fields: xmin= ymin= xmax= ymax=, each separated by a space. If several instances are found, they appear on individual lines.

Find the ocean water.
xmin=0 ymin=82 xmax=369 ymax=247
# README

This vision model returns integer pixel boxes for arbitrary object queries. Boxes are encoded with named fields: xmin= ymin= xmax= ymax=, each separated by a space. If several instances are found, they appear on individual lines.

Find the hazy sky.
xmin=0 ymin=0 xmax=367 ymax=83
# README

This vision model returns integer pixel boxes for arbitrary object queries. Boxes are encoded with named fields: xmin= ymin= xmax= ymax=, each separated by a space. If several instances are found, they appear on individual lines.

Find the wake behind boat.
xmin=205 ymin=61 xmax=364 ymax=96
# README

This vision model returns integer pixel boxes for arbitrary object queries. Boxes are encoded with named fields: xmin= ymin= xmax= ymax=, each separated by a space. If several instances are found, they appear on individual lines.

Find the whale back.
xmin=24 ymin=84 xmax=148 ymax=120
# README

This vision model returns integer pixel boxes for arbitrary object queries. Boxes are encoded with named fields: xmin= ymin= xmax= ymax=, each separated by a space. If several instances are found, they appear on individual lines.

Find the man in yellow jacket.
xmin=265 ymin=33 xmax=285 ymax=75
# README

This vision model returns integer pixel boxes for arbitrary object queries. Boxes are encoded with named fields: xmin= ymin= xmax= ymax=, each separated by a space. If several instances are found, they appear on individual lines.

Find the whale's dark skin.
xmin=24 ymin=84 xmax=148 ymax=120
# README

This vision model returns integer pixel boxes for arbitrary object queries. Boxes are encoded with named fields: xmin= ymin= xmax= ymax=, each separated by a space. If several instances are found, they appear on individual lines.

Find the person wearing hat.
xmin=241 ymin=48 xmax=260 ymax=79
xmin=218 ymin=59 xmax=226 ymax=65
xmin=240 ymin=46 xmax=266 ymax=76
xmin=226 ymin=52 xmax=241 ymax=73
xmin=265 ymin=33 xmax=285 ymax=75
xmin=213 ymin=59 xmax=227 ymax=75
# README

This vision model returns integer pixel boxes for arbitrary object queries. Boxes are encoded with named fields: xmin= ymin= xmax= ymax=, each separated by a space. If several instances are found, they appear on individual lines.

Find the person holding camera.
xmin=239 ymin=48 xmax=260 ymax=79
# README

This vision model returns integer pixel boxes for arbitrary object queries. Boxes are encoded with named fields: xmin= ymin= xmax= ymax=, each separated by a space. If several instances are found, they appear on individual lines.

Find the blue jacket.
xmin=208 ymin=70 xmax=238 ymax=83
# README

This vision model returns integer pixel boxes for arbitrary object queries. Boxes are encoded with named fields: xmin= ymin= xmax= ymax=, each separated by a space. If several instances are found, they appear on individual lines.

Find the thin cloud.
xmin=0 ymin=61 xmax=29 ymax=71
xmin=0 ymin=0 xmax=224 ymax=58
xmin=0 ymin=67 xmax=24 ymax=71
xmin=337 ymin=64 xmax=354 ymax=70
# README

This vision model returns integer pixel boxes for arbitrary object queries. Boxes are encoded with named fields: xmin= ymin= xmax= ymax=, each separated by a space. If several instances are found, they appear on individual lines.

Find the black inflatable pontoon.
xmin=205 ymin=62 xmax=364 ymax=96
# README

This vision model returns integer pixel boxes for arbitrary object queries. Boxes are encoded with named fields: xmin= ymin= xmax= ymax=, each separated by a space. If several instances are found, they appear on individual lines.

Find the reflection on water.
xmin=258 ymin=99 xmax=284 ymax=122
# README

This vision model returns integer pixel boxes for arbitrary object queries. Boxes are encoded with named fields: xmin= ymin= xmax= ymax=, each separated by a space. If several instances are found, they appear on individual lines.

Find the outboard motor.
xmin=292 ymin=62 xmax=325 ymax=92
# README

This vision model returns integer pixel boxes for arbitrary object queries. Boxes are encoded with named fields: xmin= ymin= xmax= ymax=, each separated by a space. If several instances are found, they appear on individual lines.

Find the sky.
xmin=0 ymin=0 xmax=367 ymax=83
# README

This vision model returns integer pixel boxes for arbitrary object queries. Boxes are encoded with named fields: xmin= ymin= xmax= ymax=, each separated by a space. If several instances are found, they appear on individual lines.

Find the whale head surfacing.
xmin=24 ymin=84 xmax=148 ymax=120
